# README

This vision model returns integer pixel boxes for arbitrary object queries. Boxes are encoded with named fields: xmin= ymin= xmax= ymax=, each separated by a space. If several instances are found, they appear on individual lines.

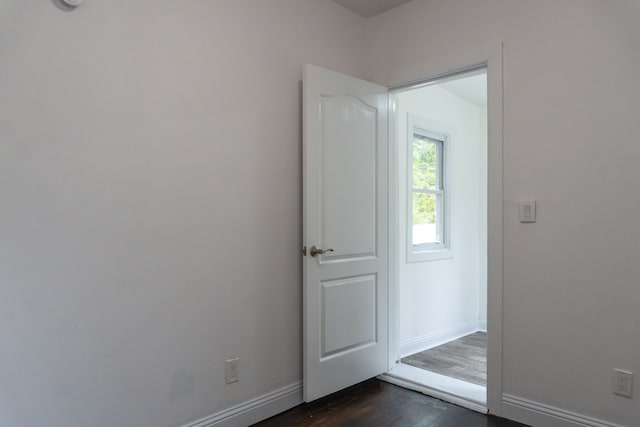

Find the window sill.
xmin=407 ymin=248 xmax=452 ymax=263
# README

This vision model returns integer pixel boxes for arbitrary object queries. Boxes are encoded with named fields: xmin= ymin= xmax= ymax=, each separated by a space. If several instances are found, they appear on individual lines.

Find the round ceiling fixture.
xmin=62 ymin=0 xmax=83 ymax=6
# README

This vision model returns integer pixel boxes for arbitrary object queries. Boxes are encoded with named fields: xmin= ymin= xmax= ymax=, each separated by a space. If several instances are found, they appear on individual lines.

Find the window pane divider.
xmin=412 ymin=188 xmax=443 ymax=195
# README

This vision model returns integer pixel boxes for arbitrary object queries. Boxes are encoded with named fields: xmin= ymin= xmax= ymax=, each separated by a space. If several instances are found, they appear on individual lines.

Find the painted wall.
xmin=367 ymin=0 xmax=640 ymax=425
xmin=0 ymin=1 xmax=365 ymax=426
xmin=3 ymin=1 xmax=640 ymax=426
xmin=478 ymin=103 xmax=488 ymax=325
xmin=395 ymin=83 xmax=487 ymax=351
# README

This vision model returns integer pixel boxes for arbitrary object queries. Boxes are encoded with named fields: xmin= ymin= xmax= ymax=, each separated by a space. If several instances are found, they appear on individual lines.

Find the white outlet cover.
xmin=613 ymin=369 xmax=633 ymax=398
xmin=225 ymin=357 xmax=239 ymax=384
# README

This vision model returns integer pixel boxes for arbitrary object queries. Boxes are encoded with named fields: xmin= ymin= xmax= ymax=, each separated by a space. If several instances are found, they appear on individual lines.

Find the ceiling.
xmin=331 ymin=0 xmax=414 ymax=18
xmin=439 ymin=74 xmax=487 ymax=106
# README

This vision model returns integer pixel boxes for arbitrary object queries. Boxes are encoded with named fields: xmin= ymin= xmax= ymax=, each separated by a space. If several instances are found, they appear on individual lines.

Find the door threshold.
xmin=378 ymin=363 xmax=487 ymax=414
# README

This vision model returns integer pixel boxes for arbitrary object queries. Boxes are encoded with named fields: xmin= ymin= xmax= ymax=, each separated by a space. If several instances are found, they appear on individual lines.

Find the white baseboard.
xmin=478 ymin=321 xmax=487 ymax=332
xmin=182 ymin=382 xmax=302 ymax=427
xmin=399 ymin=321 xmax=484 ymax=358
xmin=502 ymin=394 xmax=624 ymax=427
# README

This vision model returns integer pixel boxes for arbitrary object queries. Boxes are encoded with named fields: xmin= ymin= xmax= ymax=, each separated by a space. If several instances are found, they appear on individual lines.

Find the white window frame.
xmin=407 ymin=114 xmax=452 ymax=262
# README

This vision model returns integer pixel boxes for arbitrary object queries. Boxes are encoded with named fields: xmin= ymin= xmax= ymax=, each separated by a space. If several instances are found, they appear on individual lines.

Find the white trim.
xmin=502 ymin=394 xmax=624 ymax=427
xmin=478 ymin=321 xmax=487 ymax=332
xmin=406 ymin=114 xmax=452 ymax=262
xmin=398 ymin=321 xmax=483 ymax=359
xmin=372 ymin=43 xmax=499 ymax=90
xmin=385 ymin=362 xmax=486 ymax=406
xmin=383 ymin=42 xmax=504 ymax=416
xmin=387 ymin=93 xmax=399 ymax=372
xmin=181 ymin=382 xmax=302 ymax=427
xmin=379 ymin=370 xmax=487 ymax=414
xmin=485 ymin=43 xmax=504 ymax=418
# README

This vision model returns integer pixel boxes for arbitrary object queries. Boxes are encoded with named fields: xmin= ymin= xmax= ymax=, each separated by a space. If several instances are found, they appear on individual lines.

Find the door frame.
xmin=381 ymin=44 xmax=504 ymax=416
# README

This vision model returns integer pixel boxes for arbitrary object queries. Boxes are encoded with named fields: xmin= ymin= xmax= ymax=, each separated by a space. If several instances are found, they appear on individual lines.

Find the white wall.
xmin=478 ymin=103 xmax=488 ymax=324
xmin=4 ymin=1 xmax=640 ymax=426
xmin=0 ymin=1 xmax=365 ymax=427
xmin=395 ymin=83 xmax=487 ymax=350
xmin=368 ymin=0 xmax=640 ymax=425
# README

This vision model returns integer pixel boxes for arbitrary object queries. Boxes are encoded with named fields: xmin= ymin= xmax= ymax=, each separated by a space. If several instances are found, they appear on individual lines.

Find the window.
xmin=407 ymin=114 xmax=451 ymax=262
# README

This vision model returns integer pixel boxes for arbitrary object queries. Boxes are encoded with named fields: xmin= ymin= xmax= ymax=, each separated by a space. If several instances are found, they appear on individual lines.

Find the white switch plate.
xmin=519 ymin=200 xmax=536 ymax=223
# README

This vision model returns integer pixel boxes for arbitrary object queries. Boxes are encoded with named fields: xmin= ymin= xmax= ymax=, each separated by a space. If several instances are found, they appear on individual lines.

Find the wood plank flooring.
xmin=401 ymin=332 xmax=487 ymax=386
xmin=252 ymin=379 xmax=527 ymax=427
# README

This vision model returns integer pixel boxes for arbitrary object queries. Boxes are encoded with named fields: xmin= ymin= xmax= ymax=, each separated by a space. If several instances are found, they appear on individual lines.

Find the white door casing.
xmin=303 ymin=65 xmax=388 ymax=402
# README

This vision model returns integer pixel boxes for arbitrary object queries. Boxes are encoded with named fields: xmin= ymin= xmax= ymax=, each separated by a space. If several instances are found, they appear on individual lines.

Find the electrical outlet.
xmin=225 ymin=358 xmax=239 ymax=384
xmin=612 ymin=369 xmax=633 ymax=398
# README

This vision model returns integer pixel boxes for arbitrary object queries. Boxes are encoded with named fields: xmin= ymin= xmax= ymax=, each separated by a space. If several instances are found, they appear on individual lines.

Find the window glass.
xmin=411 ymin=133 xmax=443 ymax=247
xmin=412 ymin=192 xmax=437 ymax=245
xmin=412 ymin=135 xmax=438 ymax=190
xmin=407 ymin=114 xmax=451 ymax=262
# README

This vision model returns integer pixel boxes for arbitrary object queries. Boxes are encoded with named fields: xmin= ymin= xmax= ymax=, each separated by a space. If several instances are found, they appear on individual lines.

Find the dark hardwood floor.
xmin=252 ymin=379 xmax=527 ymax=427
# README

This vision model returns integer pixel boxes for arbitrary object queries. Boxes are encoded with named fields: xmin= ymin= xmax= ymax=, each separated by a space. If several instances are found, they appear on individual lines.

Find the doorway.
xmin=381 ymin=68 xmax=491 ymax=412
xmin=303 ymin=45 xmax=503 ymax=415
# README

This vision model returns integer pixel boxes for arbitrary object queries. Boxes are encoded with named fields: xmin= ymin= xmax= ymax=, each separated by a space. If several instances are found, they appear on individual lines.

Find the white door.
xmin=303 ymin=64 xmax=388 ymax=402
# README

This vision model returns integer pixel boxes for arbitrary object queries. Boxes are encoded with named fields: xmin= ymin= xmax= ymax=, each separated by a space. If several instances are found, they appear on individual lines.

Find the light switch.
xmin=519 ymin=200 xmax=536 ymax=223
